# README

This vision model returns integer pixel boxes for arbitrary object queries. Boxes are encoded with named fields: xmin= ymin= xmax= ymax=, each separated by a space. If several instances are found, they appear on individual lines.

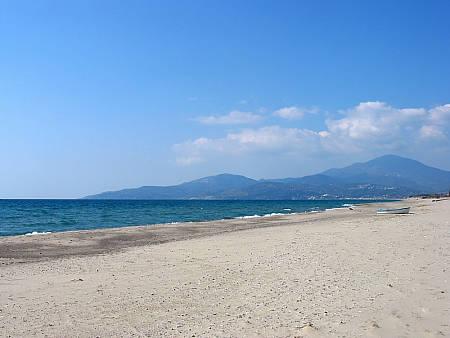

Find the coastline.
xmin=0 ymin=198 xmax=391 ymax=238
xmin=1 ymin=198 xmax=449 ymax=337
xmin=1 ymin=199 xmax=400 ymax=263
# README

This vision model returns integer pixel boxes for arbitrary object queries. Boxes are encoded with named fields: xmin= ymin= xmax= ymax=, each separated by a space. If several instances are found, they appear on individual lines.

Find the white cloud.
xmin=273 ymin=106 xmax=307 ymax=120
xmin=420 ymin=125 xmax=446 ymax=139
xmin=429 ymin=104 xmax=450 ymax=124
xmin=325 ymin=102 xmax=450 ymax=145
xmin=196 ymin=110 xmax=262 ymax=125
xmin=326 ymin=101 xmax=427 ymax=140
xmin=323 ymin=101 xmax=449 ymax=153
xmin=176 ymin=102 xmax=450 ymax=166
xmin=173 ymin=137 xmax=210 ymax=166
xmin=173 ymin=126 xmax=324 ymax=164
xmin=227 ymin=126 xmax=322 ymax=150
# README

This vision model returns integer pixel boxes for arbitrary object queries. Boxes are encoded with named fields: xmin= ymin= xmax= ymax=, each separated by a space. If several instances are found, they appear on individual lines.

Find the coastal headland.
xmin=1 ymin=199 xmax=449 ymax=337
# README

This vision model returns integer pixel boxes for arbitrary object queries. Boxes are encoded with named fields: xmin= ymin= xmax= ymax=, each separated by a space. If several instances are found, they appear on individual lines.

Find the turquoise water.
xmin=0 ymin=199 xmax=384 ymax=236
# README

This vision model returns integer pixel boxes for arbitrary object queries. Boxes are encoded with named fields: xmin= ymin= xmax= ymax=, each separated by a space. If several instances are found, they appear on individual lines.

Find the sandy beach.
xmin=1 ymin=199 xmax=449 ymax=337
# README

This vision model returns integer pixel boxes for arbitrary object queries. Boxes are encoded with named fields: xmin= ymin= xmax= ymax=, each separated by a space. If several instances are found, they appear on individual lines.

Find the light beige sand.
xmin=1 ymin=199 xmax=449 ymax=337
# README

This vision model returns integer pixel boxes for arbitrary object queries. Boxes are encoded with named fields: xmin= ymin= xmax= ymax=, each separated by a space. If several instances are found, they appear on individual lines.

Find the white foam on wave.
xmin=325 ymin=207 xmax=348 ymax=211
xmin=283 ymin=208 xmax=292 ymax=211
xmin=235 ymin=212 xmax=290 ymax=220
xmin=235 ymin=214 xmax=261 ymax=219
xmin=164 ymin=208 xmax=325 ymax=225
xmin=262 ymin=212 xmax=285 ymax=217
xmin=24 ymin=231 xmax=52 ymax=236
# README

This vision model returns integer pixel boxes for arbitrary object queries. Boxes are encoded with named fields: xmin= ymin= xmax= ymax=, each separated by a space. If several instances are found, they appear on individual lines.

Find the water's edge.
xmin=0 ymin=199 xmax=394 ymax=237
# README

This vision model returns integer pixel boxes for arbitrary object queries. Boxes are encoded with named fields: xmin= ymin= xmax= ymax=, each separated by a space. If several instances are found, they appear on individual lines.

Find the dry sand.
xmin=1 ymin=199 xmax=449 ymax=337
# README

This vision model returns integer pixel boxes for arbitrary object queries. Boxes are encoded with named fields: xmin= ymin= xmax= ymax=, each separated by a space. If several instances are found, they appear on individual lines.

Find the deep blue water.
xmin=0 ymin=199 xmax=385 ymax=237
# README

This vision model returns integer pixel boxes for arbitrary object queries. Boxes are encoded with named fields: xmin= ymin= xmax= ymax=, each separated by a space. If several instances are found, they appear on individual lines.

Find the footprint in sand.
xmin=294 ymin=323 xmax=319 ymax=337
xmin=370 ymin=321 xmax=381 ymax=328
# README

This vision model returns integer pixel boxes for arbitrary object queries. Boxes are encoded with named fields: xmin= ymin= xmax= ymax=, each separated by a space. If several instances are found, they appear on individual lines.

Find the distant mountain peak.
xmin=186 ymin=173 xmax=256 ymax=185
xmin=322 ymin=154 xmax=450 ymax=192
xmin=190 ymin=173 xmax=251 ymax=181
xmin=372 ymin=154 xmax=408 ymax=160
xmin=368 ymin=154 xmax=422 ymax=165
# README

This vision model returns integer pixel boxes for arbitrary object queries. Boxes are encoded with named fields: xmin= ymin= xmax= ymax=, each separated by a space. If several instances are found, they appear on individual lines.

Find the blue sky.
xmin=1 ymin=0 xmax=450 ymax=198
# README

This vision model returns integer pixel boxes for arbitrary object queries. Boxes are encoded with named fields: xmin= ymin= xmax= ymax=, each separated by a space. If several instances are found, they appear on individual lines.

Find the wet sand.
xmin=0 ymin=203 xmax=386 ymax=263
xmin=1 ymin=199 xmax=449 ymax=337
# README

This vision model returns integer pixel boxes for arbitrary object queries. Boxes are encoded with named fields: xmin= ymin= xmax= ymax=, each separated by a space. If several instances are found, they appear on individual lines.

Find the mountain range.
xmin=84 ymin=155 xmax=450 ymax=200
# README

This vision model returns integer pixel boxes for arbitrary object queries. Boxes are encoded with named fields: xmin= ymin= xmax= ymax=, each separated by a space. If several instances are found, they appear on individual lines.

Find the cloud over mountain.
xmin=176 ymin=102 xmax=450 ymax=167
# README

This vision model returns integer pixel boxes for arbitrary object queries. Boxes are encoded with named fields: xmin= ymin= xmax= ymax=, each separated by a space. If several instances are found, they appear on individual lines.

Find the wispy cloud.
xmin=177 ymin=102 xmax=450 ymax=166
xmin=273 ymin=106 xmax=318 ymax=120
xmin=196 ymin=110 xmax=262 ymax=125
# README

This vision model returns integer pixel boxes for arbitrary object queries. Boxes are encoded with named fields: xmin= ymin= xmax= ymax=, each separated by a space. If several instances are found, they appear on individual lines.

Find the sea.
xmin=0 ymin=199 xmax=386 ymax=237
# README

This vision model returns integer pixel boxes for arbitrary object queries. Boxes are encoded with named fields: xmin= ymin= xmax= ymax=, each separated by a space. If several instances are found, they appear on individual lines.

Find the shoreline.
xmin=7 ymin=205 xmax=357 ymax=237
xmin=0 ymin=198 xmax=394 ymax=238
xmin=1 ymin=199 xmax=403 ymax=263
